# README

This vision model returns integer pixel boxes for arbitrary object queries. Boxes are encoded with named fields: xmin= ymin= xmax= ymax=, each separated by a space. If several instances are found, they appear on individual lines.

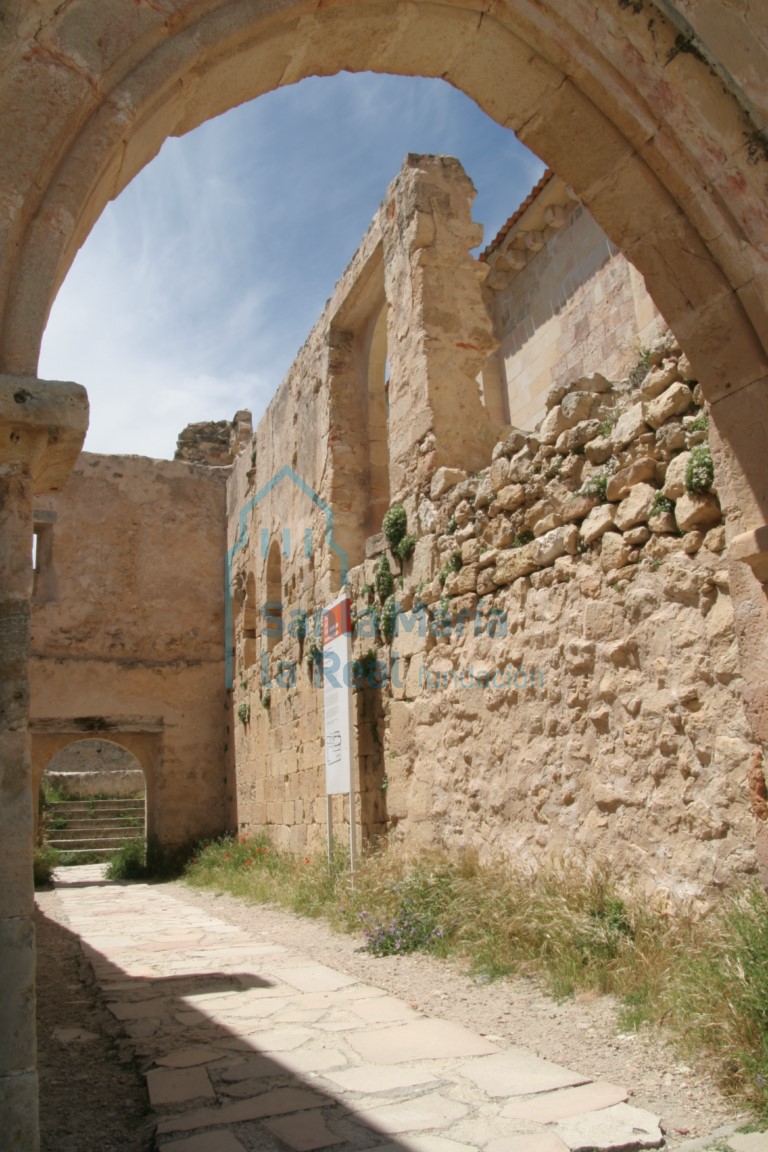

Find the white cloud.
xmin=40 ymin=73 xmax=545 ymax=459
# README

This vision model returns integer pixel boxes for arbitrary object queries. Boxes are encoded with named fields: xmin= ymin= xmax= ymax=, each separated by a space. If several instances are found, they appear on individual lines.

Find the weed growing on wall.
xmin=382 ymin=504 xmax=408 ymax=551
xmin=686 ymin=444 xmax=714 ymax=492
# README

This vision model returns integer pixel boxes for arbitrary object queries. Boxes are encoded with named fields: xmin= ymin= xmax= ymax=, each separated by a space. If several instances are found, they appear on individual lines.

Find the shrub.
xmin=375 ymin=554 xmax=394 ymax=603
xmin=107 ymin=838 xmax=146 ymax=881
xmin=651 ymin=491 xmax=674 ymax=515
xmin=511 ymin=530 xmax=534 ymax=549
xmin=396 ymin=534 xmax=416 ymax=562
xmin=446 ymin=515 xmax=457 ymax=535
xmin=438 ymin=551 xmax=463 ymax=587
xmin=33 ymin=845 xmax=59 ymax=887
xmin=382 ymin=504 xmax=408 ymax=551
xmin=580 ymin=466 xmax=613 ymax=502
xmin=686 ymin=444 xmax=714 ymax=493
xmin=380 ymin=595 xmax=397 ymax=643
xmin=237 ymin=702 xmax=250 ymax=725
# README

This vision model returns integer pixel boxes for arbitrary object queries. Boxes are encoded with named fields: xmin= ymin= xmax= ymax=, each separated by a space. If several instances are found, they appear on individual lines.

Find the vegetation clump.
xmin=686 ymin=443 xmax=714 ymax=493
xmin=375 ymin=554 xmax=395 ymax=603
xmin=382 ymin=503 xmax=408 ymax=551
xmin=438 ymin=550 xmax=463 ymax=587
xmin=580 ymin=465 xmax=613 ymax=502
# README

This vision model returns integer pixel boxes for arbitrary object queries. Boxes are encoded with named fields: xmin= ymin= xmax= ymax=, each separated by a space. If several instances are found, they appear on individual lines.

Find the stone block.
xmin=600 ymin=532 xmax=631 ymax=572
xmin=581 ymin=504 xmax=616 ymax=545
xmin=460 ymin=1050 xmax=587 ymax=1098
xmin=430 ymin=468 xmax=467 ymax=499
xmin=494 ymin=544 xmax=537 ymax=585
xmin=655 ymin=420 xmax=687 ymax=456
xmin=532 ymin=525 xmax=579 ymax=567
xmin=539 ymin=404 xmax=567 ymax=445
xmin=614 ymin=483 xmax=656 ymax=531
xmin=643 ymin=381 xmax=693 ymax=429
xmin=611 ymin=404 xmax=648 ymax=449
xmin=559 ymin=497 xmax=598 ymax=527
xmin=496 ymin=484 xmax=526 ymax=511
xmin=640 ymin=361 xmax=681 ymax=400
xmin=675 ymin=491 xmax=721 ymax=532
xmin=0 ymin=917 xmax=35 ymax=1074
xmin=662 ymin=451 xmax=692 ymax=499
xmin=490 ymin=457 xmax=510 ymax=492
xmin=605 ymin=457 xmax=656 ymax=502
xmin=584 ymin=435 xmax=613 ymax=464
xmin=560 ymin=391 xmax=595 ymax=426
xmin=574 ymin=372 xmax=612 ymax=394
xmin=555 ymin=419 xmax=601 ymax=454
xmin=554 ymin=1102 xmax=663 ymax=1151
xmin=0 ymin=1070 xmax=39 ymax=1152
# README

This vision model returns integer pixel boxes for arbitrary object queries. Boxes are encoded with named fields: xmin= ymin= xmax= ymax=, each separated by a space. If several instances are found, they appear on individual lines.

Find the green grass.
xmin=184 ymin=837 xmax=768 ymax=1116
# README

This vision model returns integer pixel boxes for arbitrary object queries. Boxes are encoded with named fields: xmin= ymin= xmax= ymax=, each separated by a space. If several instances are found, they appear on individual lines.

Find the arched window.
xmin=265 ymin=541 xmax=283 ymax=653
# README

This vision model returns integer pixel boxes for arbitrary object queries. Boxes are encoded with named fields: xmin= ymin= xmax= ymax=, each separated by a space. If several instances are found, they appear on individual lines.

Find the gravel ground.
xmin=35 ymin=875 xmax=751 ymax=1151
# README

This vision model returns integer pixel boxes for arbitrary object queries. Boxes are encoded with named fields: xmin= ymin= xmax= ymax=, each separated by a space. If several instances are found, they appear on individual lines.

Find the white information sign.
xmin=322 ymin=594 xmax=353 ymax=796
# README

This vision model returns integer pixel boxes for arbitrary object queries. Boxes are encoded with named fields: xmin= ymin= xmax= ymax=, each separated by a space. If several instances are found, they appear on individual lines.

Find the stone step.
xmin=49 ymin=820 xmax=144 ymax=833
xmin=48 ymin=834 xmax=144 ymax=851
xmin=48 ymin=799 xmax=144 ymax=812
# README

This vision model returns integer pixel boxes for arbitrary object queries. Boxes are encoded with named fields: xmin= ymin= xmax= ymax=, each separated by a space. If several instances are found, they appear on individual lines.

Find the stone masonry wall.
xmin=233 ymin=325 xmax=758 ymax=899
xmin=486 ymin=192 xmax=663 ymax=431
xmin=30 ymin=453 xmax=229 ymax=847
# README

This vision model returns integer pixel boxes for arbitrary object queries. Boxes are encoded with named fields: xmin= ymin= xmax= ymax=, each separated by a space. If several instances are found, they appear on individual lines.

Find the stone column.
xmin=0 ymin=377 xmax=88 ymax=1150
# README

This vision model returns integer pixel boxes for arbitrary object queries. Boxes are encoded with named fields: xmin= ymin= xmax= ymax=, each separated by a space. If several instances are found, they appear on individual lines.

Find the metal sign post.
xmin=322 ymin=594 xmax=357 ymax=875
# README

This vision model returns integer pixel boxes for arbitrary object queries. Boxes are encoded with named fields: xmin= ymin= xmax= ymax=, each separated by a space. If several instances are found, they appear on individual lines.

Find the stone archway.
xmin=2 ymin=3 xmax=768 ymax=1146
xmin=30 ymin=720 xmax=161 ymax=845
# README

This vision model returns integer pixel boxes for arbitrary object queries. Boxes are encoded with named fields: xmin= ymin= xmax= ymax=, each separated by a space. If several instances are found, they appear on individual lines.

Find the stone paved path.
xmin=52 ymin=866 xmax=665 ymax=1152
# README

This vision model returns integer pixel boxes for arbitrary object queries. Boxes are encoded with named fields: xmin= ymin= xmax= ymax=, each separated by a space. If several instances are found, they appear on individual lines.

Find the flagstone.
xmin=145 ymin=1066 xmax=215 ymax=1105
xmin=156 ymin=1088 xmax=330 ymax=1134
xmin=397 ymin=1137 xmax=480 ymax=1152
xmin=349 ymin=997 xmax=421 ymax=1024
xmin=356 ymin=1091 xmax=469 ymax=1133
xmin=158 ymin=1131 xmax=248 ymax=1151
xmin=264 ymin=1109 xmax=343 ymax=1151
xmin=155 ymin=1047 xmax=224 ymax=1069
xmin=275 ymin=1049 xmax=350 ymax=1076
xmin=554 ymin=1104 xmax=663 ymax=1151
xmin=349 ymin=1021 xmax=500 ymax=1064
xmin=459 ymin=1052 xmax=589 ymax=1098
xmin=501 ymin=1083 xmax=628 ymax=1123
xmin=109 ymin=998 xmax=168 ymax=1020
xmin=729 ymin=1135 xmax=768 ymax=1152
xmin=217 ymin=1026 xmax=315 ymax=1052
xmin=277 ymin=965 xmax=360 ymax=993
xmin=322 ymin=1065 xmax=438 ymax=1093
xmin=485 ymin=1136 xmax=570 ymax=1152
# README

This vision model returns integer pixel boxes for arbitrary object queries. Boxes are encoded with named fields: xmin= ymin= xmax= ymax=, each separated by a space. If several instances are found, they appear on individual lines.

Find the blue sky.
xmin=39 ymin=73 xmax=544 ymax=460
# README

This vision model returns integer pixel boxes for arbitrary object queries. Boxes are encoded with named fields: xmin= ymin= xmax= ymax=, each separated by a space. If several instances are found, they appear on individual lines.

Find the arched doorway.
xmin=37 ymin=739 xmax=146 ymax=864
xmin=31 ymin=719 xmax=162 ymax=852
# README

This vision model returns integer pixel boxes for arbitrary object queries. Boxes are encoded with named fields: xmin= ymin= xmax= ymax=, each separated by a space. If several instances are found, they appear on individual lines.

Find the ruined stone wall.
xmin=30 ymin=453 xmax=229 ymax=847
xmin=485 ymin=187 xmax=663 ymax=431
xmin=228 ymin=156 xmax=502 ymax=847
xmin=233 ymin=315 xmax=758 ymax=896
xmin=42 ymin=739 xmax=145 ymax=799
